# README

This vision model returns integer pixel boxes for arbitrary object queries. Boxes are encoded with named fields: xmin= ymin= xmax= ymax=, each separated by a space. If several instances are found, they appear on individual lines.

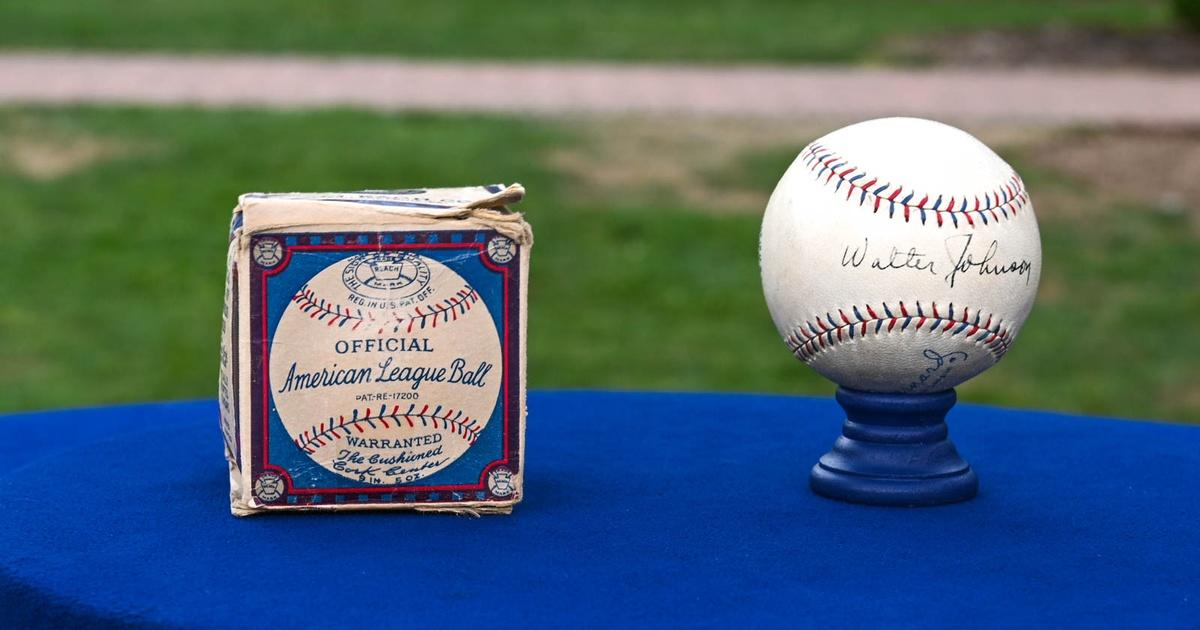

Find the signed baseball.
xmin=760 ymin=117 xmax=1041 ymax=393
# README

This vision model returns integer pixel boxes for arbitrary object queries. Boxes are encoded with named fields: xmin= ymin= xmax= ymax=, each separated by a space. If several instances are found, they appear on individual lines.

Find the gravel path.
xmin=2 ymin=52 xmax=1198 ymax=124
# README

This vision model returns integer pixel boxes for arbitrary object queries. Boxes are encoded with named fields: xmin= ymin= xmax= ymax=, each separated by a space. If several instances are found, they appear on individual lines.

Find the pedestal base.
xmin=810 ymin=387 xmax=978 ymax=507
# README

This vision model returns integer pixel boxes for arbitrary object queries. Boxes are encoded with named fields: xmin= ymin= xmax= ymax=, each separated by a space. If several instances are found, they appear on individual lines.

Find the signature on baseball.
xmin=908 ymin=349 xmax=969 ymax=392
xmin=841 ymin=234 xmax=1032 ymax=288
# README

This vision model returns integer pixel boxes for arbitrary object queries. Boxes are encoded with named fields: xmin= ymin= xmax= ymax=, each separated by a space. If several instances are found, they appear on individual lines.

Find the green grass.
xmin=0 ymin=108 xmax=1197 ymax=423
xmin=0 ymin=1 xmax=1171 ymax=63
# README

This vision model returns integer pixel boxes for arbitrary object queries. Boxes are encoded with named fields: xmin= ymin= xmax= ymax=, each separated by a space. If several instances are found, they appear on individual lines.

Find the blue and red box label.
xmin=225 ymin=227 xmax=524 ymax=512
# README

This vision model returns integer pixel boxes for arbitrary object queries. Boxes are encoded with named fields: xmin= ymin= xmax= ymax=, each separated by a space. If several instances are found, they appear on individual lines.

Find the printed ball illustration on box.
xmin=759 ymin=118 xmax=1041 ymax=505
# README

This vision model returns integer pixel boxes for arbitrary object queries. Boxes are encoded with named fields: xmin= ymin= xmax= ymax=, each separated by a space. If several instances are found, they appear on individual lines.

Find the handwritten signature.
xmin=840 ymin=235 xmax=1032 ymax=289
xmin=908 ymin=349 xmax=969 ymax=392
xmin=841 ymin=238 xmax=937 ymax=275
xmin=943 ymin=234 xmax=1033 ymax=289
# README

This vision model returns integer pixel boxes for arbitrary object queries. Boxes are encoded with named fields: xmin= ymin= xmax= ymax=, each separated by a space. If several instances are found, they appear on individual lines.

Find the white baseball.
xmin=760 ymin=117 xmax=1041 ymax=394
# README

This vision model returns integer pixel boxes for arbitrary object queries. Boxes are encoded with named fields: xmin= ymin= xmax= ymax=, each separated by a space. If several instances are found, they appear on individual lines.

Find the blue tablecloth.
xmin=1 ymin=391 xmax=1197 ymax=628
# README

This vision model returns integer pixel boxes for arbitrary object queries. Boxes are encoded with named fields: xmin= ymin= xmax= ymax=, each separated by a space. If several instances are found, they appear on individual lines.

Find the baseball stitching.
xmin=294 ymin=403 xmax=483 ymax=454
xmin=802 ymin=142 xmax=1029 ymax=228
xmin=784 ymin=301 xmax=1012 ymax=362
xmin=291 ymin=284 xmax=479 ymax=334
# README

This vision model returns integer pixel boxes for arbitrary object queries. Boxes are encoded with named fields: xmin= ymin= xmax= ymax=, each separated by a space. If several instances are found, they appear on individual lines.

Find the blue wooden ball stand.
xmin=810 ymin=387 xmax=978 ymax=506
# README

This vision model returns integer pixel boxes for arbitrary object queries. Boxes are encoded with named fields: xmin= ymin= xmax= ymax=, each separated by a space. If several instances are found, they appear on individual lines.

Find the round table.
xmin=1 ymin=391 xmax=1197 ymax=627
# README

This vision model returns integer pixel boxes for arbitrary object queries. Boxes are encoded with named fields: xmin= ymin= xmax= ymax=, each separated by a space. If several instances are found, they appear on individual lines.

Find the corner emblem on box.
xmin=487 ymin=467 xmax=516 ymax=497
xmin=252 ymin=238 xmax=284 ymax=268
xmin=487 ymin=237 xmax=515 ymax=264
xmin=253 ymin=471 xmax=287 ymax=502
xmin=342 ymin=251 xmax=431 ymax=299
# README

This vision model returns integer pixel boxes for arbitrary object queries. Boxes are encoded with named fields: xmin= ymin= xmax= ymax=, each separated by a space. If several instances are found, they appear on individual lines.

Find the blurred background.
xmin=0 ymin=0 xmax=1197 ymax=422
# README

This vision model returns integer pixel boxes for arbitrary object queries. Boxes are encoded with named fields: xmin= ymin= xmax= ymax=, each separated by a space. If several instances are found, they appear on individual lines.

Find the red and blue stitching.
xmin=294 ymin=403 xmax=482 ymax=454
xmin=802 ymin=143 xmax=1028 ymax=228
xmin=292 ymin=285 xmax=374 ymax=329
xmin=785 ymin=301 xmax=1011 ymax=362
xmin=291 ymin=285 xmax=478 ymax=334
xmin=388 ymin=288 xmax=478 ymax=334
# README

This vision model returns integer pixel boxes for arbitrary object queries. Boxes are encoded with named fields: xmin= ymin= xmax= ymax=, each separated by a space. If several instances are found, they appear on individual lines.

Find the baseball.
xmin=760 ymin=117 xmax=1041 ymax=393
xmin=270 ymin=251 xmax=501 ymax=485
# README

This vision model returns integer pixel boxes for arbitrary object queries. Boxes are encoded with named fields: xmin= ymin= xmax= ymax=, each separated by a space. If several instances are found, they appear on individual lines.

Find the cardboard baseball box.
xmin=219 ymin=184 xmax=531 ymax=516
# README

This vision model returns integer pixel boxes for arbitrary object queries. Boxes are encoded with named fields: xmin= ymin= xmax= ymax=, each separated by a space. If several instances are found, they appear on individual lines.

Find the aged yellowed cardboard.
xmin=220 ymin=184 xmax=530 ymax=516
